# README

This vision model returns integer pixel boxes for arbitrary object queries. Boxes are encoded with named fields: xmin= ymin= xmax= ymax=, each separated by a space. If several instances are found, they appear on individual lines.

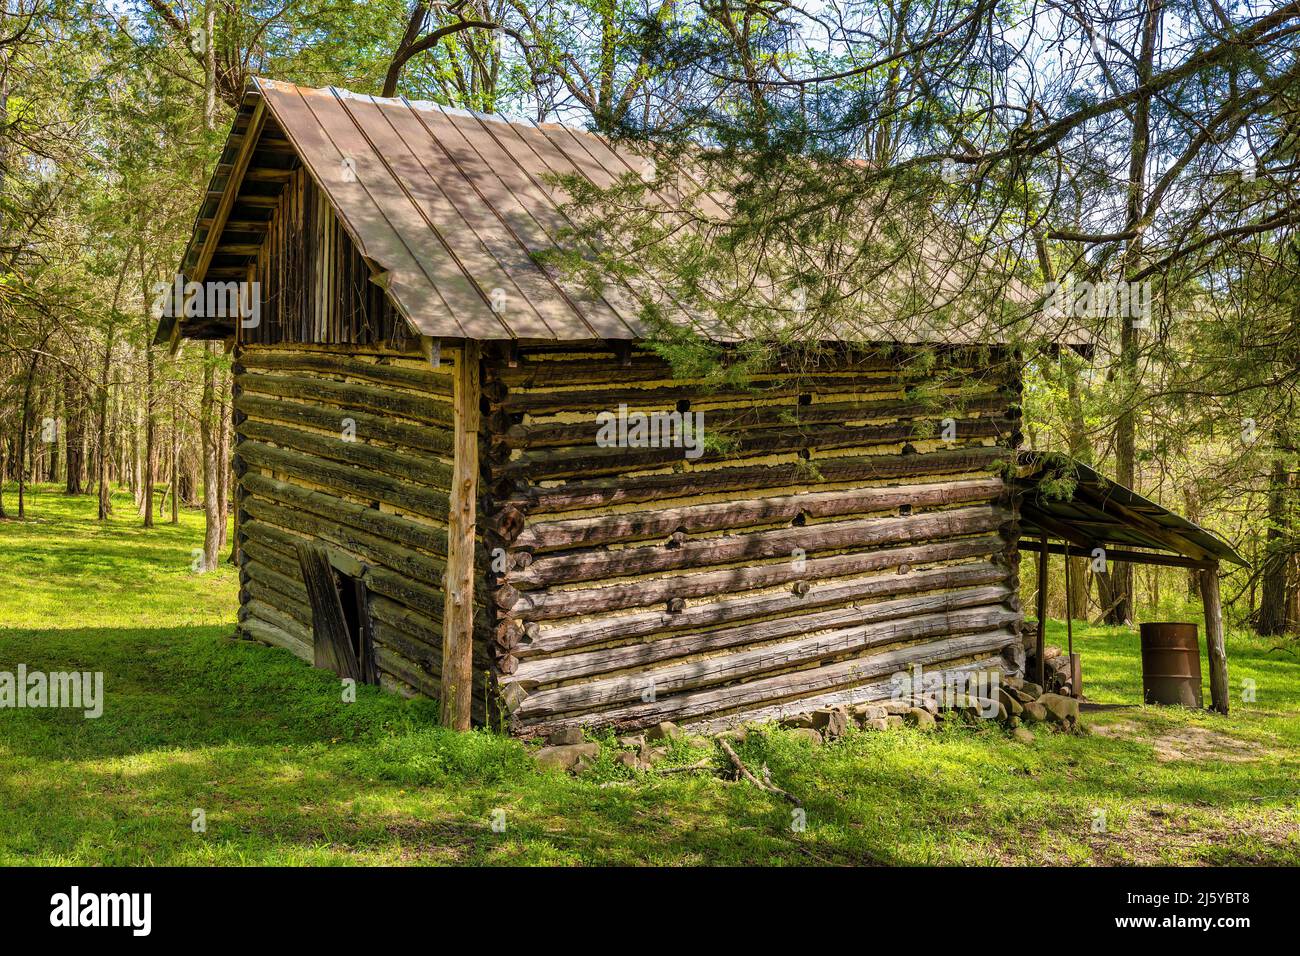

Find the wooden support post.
xmin=1035 ymin=533 xmax=1048 ymax=687
xmin=420 ymin=335 xmax=441 ymax=369
xmin=1064 ymin=544 xmax=1073 ymax=654
xmin=1064 ymin=543 xmax=1079 ymax=698
xmin=1198 ymin=565 xmax=1230 ymax=715
xmin=441 ymin=340 xmax=481 ymax=729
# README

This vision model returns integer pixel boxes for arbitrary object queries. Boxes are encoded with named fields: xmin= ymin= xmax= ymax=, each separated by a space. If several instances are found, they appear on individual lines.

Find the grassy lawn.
xmin=1 ymin=483 xmax=1298 ymax=865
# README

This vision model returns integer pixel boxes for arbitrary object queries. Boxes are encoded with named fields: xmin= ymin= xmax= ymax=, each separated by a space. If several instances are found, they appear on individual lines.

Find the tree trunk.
xmin=121 ymin=386 xmax=134 ymax=500
xmin=1184 ymin=484 xmax=1201 ymax=597
xmin=204 ymin=2 xmax=217 ymax=130
xmin=96 ymin=325 xmax=116 ymax=520
xmin=200 ymin=343 xmax=221 ymax=570
xmin=47 ymin=379 xmax=61 ymax=484
xmin=17 ymin=349 xmax=39 ymax=519
xmin=180 ymin=462 xmax=198 ymax=506
xmin=64 ymin=366 xmax=86 ymax=495
xmin=1108 ymin=0 xmax=1162 ymax=628
xmin=131 ymin=388 xmax=143 ymax=513
xmin=96 ymin=253 xmax=129 ymax=521
xmin=227 ymin=372 xmax=240 ymax=565
xmin=217 ymin=380 xmax=230 ymax=550
xmin=1288 ymin=549 xmax=1300 ymax=633
xmin=142 ymin=341 xmax=156 ymax=528
xmin=170 ymin=394 xmax=180 ymax=524
xmin=1258 ymin=453 xmax=1291 ymax=635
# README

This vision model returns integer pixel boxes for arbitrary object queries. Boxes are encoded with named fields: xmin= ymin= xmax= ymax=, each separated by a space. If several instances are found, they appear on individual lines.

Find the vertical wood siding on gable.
xmin=241 ymin=166 xmax=412 ymax=350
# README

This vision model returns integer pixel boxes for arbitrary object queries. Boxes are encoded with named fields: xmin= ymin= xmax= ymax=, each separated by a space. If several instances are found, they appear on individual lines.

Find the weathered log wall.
xmin=233 ymin=342 xmax=488 ymax=718
xmin=480 ymin=344 xmax=1024 ymax=736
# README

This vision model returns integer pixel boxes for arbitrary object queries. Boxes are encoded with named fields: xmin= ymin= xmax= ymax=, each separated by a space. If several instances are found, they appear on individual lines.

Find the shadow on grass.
xmin=2 ymin=613 xmax=1298 ymax=865
xmin=0 ymin=625 xmax=889 ymax=864
xmin=0 ymin=626 xmax=440 ymax=756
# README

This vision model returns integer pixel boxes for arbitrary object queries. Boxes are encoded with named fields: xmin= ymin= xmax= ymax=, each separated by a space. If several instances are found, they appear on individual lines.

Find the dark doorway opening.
xmin=295 ymin=541 xmax=378 ymax=685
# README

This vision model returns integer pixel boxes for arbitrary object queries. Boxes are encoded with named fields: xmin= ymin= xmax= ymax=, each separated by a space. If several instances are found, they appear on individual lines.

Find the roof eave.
xmin=154 ymin=80 xmax=266 ymax=346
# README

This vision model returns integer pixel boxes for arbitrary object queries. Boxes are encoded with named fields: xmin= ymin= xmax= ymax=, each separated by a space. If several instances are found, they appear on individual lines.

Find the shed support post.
xmin=1035 ymin=534 xmax=1048 ymax=687
xmin=1198 ymin=564 xmax=1229 ymax=715
xmin=441 ymin=340 xmax=481 ymax=729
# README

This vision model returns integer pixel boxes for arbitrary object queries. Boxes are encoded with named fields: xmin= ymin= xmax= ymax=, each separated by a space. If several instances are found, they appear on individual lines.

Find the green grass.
xmin=1 ymin=483 xmax=1298 ymax=865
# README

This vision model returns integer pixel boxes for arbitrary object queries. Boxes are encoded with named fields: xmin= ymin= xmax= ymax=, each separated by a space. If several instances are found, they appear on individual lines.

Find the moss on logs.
xmin=504 ymin=446 xmax=1009 ymax=514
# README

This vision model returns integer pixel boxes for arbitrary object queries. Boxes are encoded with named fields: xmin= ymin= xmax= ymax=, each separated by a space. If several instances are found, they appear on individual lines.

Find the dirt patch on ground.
xmin=1089 ymin=806 xmax=1300 ymax=865
xmin=1000 ymin=804 xmax=1300 ymax=866
xmin=1089 ymin=720 xmax=1140 ymax=739
xmin=1089 ymin=720 xmax=1263 ymax=762
xmin=1151 ymin=726 xmax=1263 ymax=763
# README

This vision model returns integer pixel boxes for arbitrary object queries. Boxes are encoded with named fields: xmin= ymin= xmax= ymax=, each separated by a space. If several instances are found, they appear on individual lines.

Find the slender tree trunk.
xmin=1289 ymin=472 xmax=1300 ymax=633
xmin=170 ymin=394 xmax=180 ymax=524
xmin=17 ymin=349 xmax=39 ymax=519
xmin=1289 ymin=546 xmax=1300 ymax=633
xmin=122 ymin=387 xmax=134 ymax=499
xmin=1108 ymin=0 xmax=1162 ymax=627
xmin=204 ymin=2 xmax=217 ymax=130
xmin=47 ymin=380 xmax=61 ymax=484
xmin=143 ymin=343 xmax=156 ymax=528
xmin=225 ymin=372 xmax=240 ymax=565
xmin=98 ymin=263 xmax=129 ymax=520
xmin=1184 ymin=484 xmax=1202 ymax=597
xmin=180 ymin=453 xmax=198 ymax=506
xmin=200 ymin=343 xmax=221 ymax=570
xmin=217 ymin=381 xmax=229 ymax=550
xmin=32 ymin=384 xmax=43 ymax=483
xmin=0 ymin=41 xmax=13 ymax=521
xmin=138 ymin=246 xmax=157 ymax=526
xmin=64 ymin=366 xmax=85 ymax=495
xmin=1259 ymin=452 xmax=1292 ymax=635
xmin=96 ymin=330 xmax=116 ymax=520
xmin=131 ymin=394 xmax=143 ymax=512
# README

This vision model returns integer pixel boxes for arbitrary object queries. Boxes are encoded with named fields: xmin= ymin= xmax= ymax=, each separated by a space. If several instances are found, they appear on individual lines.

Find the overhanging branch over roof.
xmin=157 ymin=79 xmax=1094 ymax=350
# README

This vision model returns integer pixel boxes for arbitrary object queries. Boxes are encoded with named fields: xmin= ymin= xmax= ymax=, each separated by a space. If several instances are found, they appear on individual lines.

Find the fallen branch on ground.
xmin=717 ymin=738 xmax=802 ymax=806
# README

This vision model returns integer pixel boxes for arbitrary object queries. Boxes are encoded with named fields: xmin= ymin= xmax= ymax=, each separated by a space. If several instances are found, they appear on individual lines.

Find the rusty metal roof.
xmin=269 ymin=80 xmax=653 ymax=341
xmin=1014 ymin=452 xmax=1247 ymax=567
xmin=161 ymin=79 xmax=1087 ymax=347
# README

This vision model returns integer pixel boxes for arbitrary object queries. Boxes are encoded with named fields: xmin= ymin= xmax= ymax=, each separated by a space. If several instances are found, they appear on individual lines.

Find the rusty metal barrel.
xmin=1139 ymin=623 xmax=1203 ymax=707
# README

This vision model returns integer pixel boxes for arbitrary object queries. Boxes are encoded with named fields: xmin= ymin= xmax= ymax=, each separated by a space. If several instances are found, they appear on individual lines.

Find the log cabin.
xmin=155 ymin=78 xmax=1245 ymax=734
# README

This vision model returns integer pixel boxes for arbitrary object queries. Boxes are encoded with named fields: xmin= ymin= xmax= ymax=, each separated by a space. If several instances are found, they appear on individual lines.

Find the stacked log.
xmin=478 ymin=343 xmax=1025 ymax=736
xmin=234 ymin=343 xmax=487 ymax=718
xmin=1020 ymin=628 xmax=1080 ymax=696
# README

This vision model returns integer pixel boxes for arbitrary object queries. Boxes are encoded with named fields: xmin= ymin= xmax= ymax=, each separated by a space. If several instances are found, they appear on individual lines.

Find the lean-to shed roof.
xmin=1015 ymin=452 xmax=1246 ymax=567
